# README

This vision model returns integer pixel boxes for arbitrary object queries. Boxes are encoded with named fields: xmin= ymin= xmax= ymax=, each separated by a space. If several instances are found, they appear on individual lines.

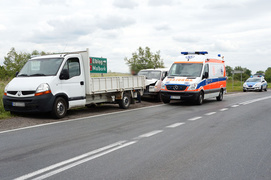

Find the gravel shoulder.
xmin=0 ymin=98 xmax=162 ymax=132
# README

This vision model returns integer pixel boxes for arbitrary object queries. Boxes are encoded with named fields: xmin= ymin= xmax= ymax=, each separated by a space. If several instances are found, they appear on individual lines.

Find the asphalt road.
xmin=1 ymin=91 xmax=271 ymax=180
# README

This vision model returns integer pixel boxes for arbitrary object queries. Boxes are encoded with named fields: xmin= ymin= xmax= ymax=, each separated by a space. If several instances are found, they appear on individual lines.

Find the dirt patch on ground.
xmin=0 ymin=98 xmax=162 ymax=132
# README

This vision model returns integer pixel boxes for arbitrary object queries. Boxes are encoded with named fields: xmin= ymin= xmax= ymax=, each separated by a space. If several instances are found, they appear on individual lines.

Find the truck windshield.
xmin=138 ymin=70 xmax=161 ymax=79
xmin=169 ymin=63 xmax=203 ymax=77
xmin=18 ymin=58 xmax=63 ymax=77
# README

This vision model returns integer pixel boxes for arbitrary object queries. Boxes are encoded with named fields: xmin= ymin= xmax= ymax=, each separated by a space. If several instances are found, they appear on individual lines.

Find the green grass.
xmin=226 ymin=80 xmax=244 ymax=92
xmin=0 ymin=79 xmax=11 ymax=119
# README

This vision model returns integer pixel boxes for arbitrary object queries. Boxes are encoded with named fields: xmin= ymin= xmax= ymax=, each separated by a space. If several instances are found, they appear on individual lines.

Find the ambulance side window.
xmin=203 ymin=64 xmax=209 ymax=79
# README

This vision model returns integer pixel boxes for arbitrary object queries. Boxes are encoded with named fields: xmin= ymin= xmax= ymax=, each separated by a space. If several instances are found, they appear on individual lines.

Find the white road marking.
xmin=166 ymin=122 xmax=185 ymax=128
xmin=205 ymin=112 xmax=216 ymax=116
xmin=188 ymin=116 xmax=202 ymax=121
xmin=135 ymin=130 xmax=163 ymax=139
xmin=240 ymin=96 xmax=271 ymax=105
xmin=220 ymin=108 xmax=228 ymax=111
xmin=14 ymin=141 xmax=136 ymax=180
xmin=231 ymin=105 xmax=239 ymax=108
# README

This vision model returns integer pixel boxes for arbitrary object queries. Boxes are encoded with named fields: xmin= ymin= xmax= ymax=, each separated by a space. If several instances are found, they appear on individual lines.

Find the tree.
xmin=3 ymin=47 xmax=31 ymax=77
xmin=124 ymin=47 xmax=165 ymax=75
xmin=265 ymin=67 xmax=271 ymax=82
xmin=233 ymin=66 xmax=251 ymax=81
xmin=3 ymin=48 xmax=50 ymax=78
xmin=0 ymin=65 xmax=7 ymax=79
xmin=256 ymin=70 xmax=264 ymax=74
xmin=225 ymin=65 xmax=233 ymax=77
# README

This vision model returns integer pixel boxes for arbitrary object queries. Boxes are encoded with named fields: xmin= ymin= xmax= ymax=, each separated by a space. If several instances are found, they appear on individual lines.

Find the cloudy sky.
xmin=0 ymin=0 xmax=270 ymax=73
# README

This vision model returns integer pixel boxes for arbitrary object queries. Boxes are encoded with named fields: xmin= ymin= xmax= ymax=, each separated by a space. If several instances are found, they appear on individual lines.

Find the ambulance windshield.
xmin=169 ymin=63 xmax=203 ymax=77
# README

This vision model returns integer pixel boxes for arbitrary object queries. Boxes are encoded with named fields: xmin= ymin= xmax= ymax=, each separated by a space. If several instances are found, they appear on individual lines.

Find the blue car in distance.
xmin=243 ymin=75 xmax=268 ymax=92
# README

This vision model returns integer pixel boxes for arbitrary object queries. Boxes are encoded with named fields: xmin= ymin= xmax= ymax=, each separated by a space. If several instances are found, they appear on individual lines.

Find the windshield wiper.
xmin=30 ymin=73 xmax=46 ymax=76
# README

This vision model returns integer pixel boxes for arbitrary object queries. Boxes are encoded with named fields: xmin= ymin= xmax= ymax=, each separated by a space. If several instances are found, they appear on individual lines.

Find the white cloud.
xmin=0 ymin=0 xmax=271 ymax=74
xmin=113 ymin=0 xmax=138 ymax=9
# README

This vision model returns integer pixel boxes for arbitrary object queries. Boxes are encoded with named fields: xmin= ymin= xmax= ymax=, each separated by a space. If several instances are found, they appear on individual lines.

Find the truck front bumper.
xmin=3 ymin=93 xmax=55 ymax=113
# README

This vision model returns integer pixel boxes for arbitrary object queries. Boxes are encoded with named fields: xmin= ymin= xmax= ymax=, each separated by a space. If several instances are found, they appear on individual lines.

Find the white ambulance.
xmin=160 ymin=51 xmax=226 ymax=105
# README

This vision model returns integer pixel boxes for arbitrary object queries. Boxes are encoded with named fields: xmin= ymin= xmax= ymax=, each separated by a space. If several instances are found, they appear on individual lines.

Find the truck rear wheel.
xmin=52 ymin=97 xmax=67 ymax=119
xmin=119 ymin=93 xmax=131 ymax=109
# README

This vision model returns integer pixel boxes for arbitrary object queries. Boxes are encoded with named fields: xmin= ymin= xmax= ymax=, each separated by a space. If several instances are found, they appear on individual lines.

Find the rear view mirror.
xmin=203 ymin=72 xmax=209 ymax=79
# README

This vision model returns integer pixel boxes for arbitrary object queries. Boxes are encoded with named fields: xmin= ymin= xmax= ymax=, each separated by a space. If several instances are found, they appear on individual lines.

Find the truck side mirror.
xmin=203 ymin=72 xmax=209 ymax=79
xmin=60 ymin=69 xmax=69 ymax=80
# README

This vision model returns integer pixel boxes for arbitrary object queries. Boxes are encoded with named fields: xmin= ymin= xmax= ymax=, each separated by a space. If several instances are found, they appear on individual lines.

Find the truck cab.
xmin=160 ymin=51 xmax=226 ymax=105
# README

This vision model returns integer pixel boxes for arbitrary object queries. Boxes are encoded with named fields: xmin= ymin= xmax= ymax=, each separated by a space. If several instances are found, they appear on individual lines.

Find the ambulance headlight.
xmin=243 ymin=83 xmax=247 ymax=87
xmin=188 ymin=83 xmax=197 ymax=90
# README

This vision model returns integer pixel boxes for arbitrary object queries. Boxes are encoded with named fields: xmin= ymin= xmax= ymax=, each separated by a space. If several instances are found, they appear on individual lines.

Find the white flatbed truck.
xmin=3 ymin=49 xmax=145 ymax=118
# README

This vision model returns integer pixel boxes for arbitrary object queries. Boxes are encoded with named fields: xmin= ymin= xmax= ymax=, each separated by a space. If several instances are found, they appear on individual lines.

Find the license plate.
xmin=171 ymin=96 xmax=181 ymax=99
xmin=149 ymin=86 xmax=154 ymax=92
xmin=12 ymin=102 xmax=25 ymax=107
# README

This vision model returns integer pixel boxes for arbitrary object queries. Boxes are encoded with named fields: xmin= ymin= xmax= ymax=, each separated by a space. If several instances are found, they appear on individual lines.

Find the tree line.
xmin=1 ymin=47 xmax=271 ymax=82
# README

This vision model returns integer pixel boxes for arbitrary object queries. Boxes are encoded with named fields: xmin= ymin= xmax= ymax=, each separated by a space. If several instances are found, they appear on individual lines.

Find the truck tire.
xmin=216 ymin=89 xmax=223 ymax=101
xmin=52 ymin=97 xmax=67 ymax=119
xmin=195 ymin=91 xmax=203 ymax=105
xmin=156 ymin=92 xmax=162 ymax=102
xmin=119 ymin=93 xmax=131 ymax=109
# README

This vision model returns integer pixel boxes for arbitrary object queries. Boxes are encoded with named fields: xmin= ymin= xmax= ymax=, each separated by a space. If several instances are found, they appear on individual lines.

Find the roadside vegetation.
xmin=0 ymin=79 xmax=11 ymax=119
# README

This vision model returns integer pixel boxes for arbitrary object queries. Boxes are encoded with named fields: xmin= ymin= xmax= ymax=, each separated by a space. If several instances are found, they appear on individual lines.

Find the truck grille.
xmin=7 ymin=91 xmax=35 ymax=95
xmin=166 ymin=85 xmax=187 ymax=91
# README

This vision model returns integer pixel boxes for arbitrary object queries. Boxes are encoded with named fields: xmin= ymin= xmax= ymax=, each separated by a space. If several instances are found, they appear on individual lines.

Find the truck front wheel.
xmin=119 ymin=93 xmax=131 ymax=109
xmin=52 ymin=97 xmax=67 ymax=119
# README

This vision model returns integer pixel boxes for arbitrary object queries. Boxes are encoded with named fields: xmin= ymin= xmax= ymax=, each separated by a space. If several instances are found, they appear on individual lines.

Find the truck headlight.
xmin=35 ymin=83 xmax=51 ymax=96
xmin=161 ymin=82 xmax=166 ymax=90
xmin=188 ymin=83 xmax=197 ymax=90
xmin=4 ymin=83 xmax=9 ymax=96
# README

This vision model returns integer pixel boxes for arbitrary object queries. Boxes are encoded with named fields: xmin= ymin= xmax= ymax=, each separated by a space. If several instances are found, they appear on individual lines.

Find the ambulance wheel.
xmin=196 ymin=91 xmax=203 ymax=105
xmin=161 ymin=96 xmax=170 ymax=104
xmin=216 ymin=89 xmax=223 ymax=101
xmin=52 ymin=97 xmax=67 ymax=119
xmin=259 ymin=86 xmax=263 ymax=92
xmin=119 ymin=93 xmax=131 ymax=109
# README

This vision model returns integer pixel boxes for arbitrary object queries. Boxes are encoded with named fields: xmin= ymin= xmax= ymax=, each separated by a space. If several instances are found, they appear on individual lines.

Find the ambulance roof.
xmin=174 ymin=51 xmax=224 ymax=63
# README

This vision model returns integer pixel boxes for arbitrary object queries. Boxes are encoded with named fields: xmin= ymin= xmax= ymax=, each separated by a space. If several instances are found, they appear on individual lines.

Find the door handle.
xmin=80 ymin=81 xmax=84 ymax=85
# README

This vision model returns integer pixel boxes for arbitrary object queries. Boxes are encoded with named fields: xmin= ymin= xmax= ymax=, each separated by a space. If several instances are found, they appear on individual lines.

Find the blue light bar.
xmin=181 ymin=51 xmax=208 ymax=55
